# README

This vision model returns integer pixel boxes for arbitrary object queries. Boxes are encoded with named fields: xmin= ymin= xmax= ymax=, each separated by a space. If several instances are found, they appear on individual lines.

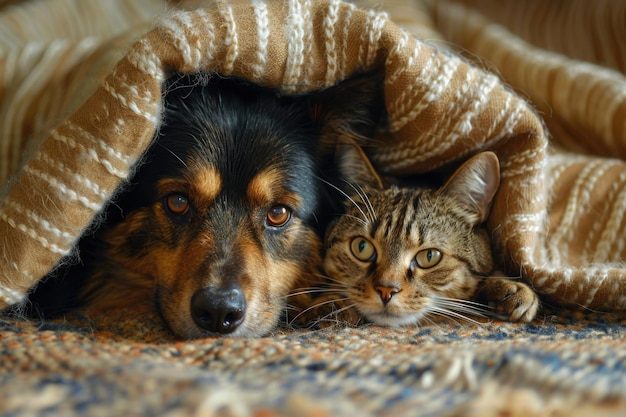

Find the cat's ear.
xmin=307 ymin=72 xmax=384 ymax=153
xmin=440 ymin=151 xmax=500 ymax=224
xmin=336 ymin=138 xmax=385 ymax=190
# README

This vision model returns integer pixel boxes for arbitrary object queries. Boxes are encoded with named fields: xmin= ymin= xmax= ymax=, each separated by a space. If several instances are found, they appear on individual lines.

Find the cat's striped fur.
xmin=304 ymin=144 xmax=539 ymax=328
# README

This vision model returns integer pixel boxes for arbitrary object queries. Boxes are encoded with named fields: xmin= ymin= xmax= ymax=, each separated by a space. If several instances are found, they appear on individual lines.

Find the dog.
xmin=17 ymin=73 xmax=382 ymax=339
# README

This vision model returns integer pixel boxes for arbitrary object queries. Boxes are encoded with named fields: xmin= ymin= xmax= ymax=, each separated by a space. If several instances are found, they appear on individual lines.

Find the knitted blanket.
xmin=1 ymin=0 xmax=626 ymax=415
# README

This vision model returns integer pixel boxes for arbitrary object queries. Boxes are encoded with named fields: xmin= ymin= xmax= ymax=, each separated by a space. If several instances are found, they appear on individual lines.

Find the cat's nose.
xmin=375 ymin=285 xmax=401 ymax=304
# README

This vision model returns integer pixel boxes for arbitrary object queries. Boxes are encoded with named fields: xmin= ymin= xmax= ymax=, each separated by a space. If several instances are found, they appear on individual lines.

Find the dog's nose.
xmin=190 ymin=284 xmax=246 ymax=334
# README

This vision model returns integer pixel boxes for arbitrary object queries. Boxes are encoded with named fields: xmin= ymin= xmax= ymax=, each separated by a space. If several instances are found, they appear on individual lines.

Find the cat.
xmin=304 ymin=142 xmax=540 ymax=328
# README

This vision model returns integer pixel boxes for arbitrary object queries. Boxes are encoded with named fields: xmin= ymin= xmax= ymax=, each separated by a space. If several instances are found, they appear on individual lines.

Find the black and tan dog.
xmin=19 ymin=73 xmax=381 ymax=339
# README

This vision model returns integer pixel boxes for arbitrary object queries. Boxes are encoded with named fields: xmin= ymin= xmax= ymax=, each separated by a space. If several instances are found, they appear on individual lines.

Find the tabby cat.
xmin=310 ymin=143 xmax=539 ymax=327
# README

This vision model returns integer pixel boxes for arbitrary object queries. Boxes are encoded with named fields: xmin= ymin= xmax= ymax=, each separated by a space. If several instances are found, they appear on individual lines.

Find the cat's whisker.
xmin=351 ymin=182 xmax=377 ymax=223
xmin=438 ymin=305 xmax=490 ymax=321
xmin=316 ymin=176 xmax=371 ymax=224
xmin=434 ymin=295 xmax=491 ymax=308
xmin=434 ymin=298 xmax=492 ymax=317
xmin=283 ymin=305 xmax=306 ymax=325
xmin=417 ymin=315 xmax=438 ymax=328
xmin=316 ymin=302 xmax=361 ymax=326
xmin=291 ymin=274 xmax=352 ymax=290
xmin=287 ymin=296 xmax=352 ymax=325
xmin=427 ymin=306 xmax=484 ymax=326
xmin=309 ymin=296 xmax=351 ymax=309
xmin=328 ymin=301 xmax=358 ymax=316
xmin=436 ymin=296 xmax=493 ymax=309
xmin=287 ymin=288 xmax=345 ymax=297
xmin=339 ymin=179 xmax=374 ymax=224
xmin=312 ymin=273 xmax=342 ymax=283
xmin=318 ymin=286 xmax=351 ymax=293
xmin=340 ymin=214 xmax=368 ymax=227
xmin=287 ymin=286 xmax=326 ymax=296
xmin=311 ymin=273 xmax=354 ymax=289
xmin=293 ymin=283 xmax=350 ymax=294
xmin=429 ymin=311 xmax=470 ymax=327
xmin=344 ymin=193 xmax=371 ymax=224
xmin=426 ymin=310 xmax=465 ymax=327
xmin=432 ymin=304 xmax=491 ymax=323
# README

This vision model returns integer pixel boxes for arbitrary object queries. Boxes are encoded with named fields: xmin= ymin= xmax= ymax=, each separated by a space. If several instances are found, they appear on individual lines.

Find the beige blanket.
xmin=1 ymin=0 xmax=626 ymax=315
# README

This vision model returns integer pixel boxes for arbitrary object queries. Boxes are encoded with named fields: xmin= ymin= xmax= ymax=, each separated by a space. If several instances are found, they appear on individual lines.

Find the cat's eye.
xmin=266 ymin=205 xmax=291 ymax=227
xmin=165 ymin=193 xmax=190 ymax=215
xmin=350 ymin=237 xmax=377 ymax=262
xmin=414 ymin=249 xmax=442 ymax=269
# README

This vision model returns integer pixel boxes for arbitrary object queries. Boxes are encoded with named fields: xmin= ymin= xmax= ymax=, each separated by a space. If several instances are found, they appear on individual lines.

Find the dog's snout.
xmin=190 ymin=284 xmax=246 ymax=334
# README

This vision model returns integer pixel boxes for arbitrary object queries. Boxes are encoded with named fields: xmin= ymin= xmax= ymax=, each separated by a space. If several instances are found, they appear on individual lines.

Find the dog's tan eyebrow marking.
xmin=193 ymin=166 xmax=222 ymax=201
xmin=247 ymin=169 xmax=303 ymax=208
xmin=247 ymin=169 xmax=282 ymax=206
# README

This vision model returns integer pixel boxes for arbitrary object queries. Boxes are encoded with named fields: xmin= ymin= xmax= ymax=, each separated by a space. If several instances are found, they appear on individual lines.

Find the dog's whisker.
xmin=156 ymin=143 xmax=188 ymax=169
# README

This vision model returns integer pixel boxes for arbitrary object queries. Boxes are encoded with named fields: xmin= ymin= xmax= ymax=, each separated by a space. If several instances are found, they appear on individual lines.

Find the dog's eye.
xmin=165 ymin=193 xmax=190 ymax=216
xmin=266 ymin=205 xmax=291 ymax=227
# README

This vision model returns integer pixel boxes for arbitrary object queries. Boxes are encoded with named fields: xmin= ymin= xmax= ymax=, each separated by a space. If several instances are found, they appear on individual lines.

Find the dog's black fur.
xmin=14 ymin=73 xmax=382 ymax=339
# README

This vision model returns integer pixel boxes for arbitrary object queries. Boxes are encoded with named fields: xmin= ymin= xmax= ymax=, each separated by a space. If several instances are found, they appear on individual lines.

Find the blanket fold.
xmin=430 ymin=0 xmax=626 ymax=310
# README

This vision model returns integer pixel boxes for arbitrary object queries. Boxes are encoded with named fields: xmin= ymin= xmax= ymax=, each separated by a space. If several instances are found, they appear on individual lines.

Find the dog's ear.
xmin=307 ymin=72 xmax=385 ymax=153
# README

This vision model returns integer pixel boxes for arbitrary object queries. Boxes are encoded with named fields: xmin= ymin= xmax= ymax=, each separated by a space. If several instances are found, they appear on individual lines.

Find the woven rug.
xmin=1 ymin=0 xmax=626 ymax=415
xmin=2 ymin=307 xmax=626 ymax=417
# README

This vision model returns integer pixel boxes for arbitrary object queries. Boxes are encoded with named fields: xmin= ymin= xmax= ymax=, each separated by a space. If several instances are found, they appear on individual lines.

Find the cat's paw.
xmin=476 ymin=278 xmax=540 ymax=323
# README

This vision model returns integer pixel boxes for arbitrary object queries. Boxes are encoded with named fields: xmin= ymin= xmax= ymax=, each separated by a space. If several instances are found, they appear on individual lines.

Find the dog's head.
xmin=96 ymin=74 xmax=382 ymax=338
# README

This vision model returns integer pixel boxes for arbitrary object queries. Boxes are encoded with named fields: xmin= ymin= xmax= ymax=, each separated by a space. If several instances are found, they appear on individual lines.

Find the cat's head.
xmin=323 ymin=144 xmax=500 ymax=327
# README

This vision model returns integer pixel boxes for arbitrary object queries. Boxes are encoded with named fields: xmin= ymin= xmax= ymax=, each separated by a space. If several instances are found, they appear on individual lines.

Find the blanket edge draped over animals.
xmin=1 ymin=0 xmax=626 ymax=313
